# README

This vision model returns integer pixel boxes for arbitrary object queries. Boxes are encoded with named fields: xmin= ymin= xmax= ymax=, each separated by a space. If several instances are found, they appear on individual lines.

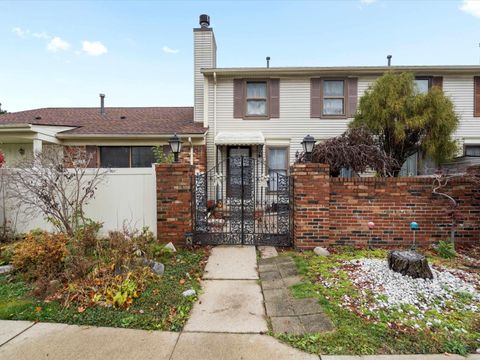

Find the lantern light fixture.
xmin=168 ymin=133 xmax=183 ymax=163
xmin=301 ymin=134 xmax=315 ymax=162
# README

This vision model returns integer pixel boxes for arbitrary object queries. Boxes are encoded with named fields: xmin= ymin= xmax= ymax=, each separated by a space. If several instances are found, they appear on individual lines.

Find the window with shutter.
xmin=234 ymin=79 xmax=279 ymax=119
xmin=475 ymin=76 xmax=480 ymax=117
xmin=246 ymin=81 xmax=268 ymax=117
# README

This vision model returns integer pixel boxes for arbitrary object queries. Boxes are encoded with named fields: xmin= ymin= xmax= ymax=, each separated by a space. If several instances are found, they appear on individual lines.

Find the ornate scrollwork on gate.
xmin=193 ymin=156 xmax=291 ymax=246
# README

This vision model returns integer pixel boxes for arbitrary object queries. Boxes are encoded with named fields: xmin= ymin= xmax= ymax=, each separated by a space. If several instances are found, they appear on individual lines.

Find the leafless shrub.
xmin=432 ymin=165 xmax=480 ymax=245
xmin=8 ymin=146 xmax=109 ymax=236
xmin=298 ymin=128 xmax=399 ymax=177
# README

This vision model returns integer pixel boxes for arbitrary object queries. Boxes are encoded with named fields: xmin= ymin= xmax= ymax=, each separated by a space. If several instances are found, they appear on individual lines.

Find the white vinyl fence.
xmin=1 ymin=166 xmax=157 ymax=237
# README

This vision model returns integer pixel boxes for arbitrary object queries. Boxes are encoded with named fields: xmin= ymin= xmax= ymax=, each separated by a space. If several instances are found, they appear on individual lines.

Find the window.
xmin=246 ymin=81 xmax=268 ymax=116
xmin=399 ymin=153 xmax=418 ymax=177
xmin=99 ymin=146 xmax=155 ymax=168
xmin=323 ymin=80 xmax=345 ymax=115
xmin=465 ymin=145 xmax=480 ymax=157
xmin=267 ymin=147 xmax=288 ymax=191
xmin=414 ymin=77 xmax=431 ymax=94
xmin=100 ymin=147 xmax=130 ymax=168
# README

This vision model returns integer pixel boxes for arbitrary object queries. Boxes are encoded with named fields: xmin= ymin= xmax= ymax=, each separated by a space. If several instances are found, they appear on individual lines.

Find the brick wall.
xmin=291 ymin=164 xmax=330 ymax=248
xmin=178 ymin=145 xmax=207 ymax=173
xmin=63 ymin=145 xmax=98 ymax=167
xmin=292 ymin=163 xmax=480 ymax=249
xmin=156 ymin=163 xmax=194 ymax=246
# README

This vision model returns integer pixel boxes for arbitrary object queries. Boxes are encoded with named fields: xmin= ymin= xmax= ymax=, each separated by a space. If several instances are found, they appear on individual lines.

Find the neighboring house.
xmin=0 ymin=106 xmax=207 ymax=170
xmin=192 ymin=16 xmax=480 ymax=176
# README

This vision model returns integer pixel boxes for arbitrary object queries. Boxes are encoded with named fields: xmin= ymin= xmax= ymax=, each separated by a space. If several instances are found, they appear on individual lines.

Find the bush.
xmin=12 ymin=231 xmax=68 ymax=281
xmin=0 ymin=242 xmax=17 ymax=265
xmin=436 ymin=240 xmax=456 ymax=259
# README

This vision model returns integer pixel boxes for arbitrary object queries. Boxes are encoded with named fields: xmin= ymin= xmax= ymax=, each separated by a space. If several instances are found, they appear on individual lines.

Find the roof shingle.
xmin=0 ymin=107 xmax=207 ymax=136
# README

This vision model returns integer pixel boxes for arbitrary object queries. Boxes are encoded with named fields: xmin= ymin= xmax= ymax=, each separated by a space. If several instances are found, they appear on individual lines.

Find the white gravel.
xmin=334 ymin=258 xmax=480 ymax=331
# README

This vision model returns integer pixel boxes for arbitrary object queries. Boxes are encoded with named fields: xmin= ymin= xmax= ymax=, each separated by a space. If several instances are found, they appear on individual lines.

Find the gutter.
xmin=56 ymin=132 xmax=208 ymax=139
xmin=0 ymin=123 xmax=32 ymax=129
xmin=201 ymin=65 xmax=480 ymax=77
xmin=213 ymin=71 xmax=217 ymax=166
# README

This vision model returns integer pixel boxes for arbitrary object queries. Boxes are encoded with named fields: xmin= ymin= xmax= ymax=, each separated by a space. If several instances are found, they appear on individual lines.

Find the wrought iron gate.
xmin=193 ymin=156 xmax=291 ymax=246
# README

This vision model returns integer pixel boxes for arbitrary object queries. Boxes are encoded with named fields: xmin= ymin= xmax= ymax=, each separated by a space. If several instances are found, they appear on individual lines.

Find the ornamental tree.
xmin=298 ymin=127 xmax=399 ymax=176
xmin=350 ymin=72 xmax=459 ymax=176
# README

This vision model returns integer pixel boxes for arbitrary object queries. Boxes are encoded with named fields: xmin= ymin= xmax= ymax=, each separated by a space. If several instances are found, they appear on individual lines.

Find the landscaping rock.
xmin=182 ymin=289 xmax=196 ymax=297
xmin=143 ymin=259 xmax=165 ymax=275
xmin=150 ymin=261 xmax=165 ymax=275
xmin=46 ymin=279 xmax=61 ymax=296
xmin=0 ymin=265 xmax=13 ymax=274
xmin=313 ymin=247 xmax=330 ymax=256
xmin=165 ymin=242 xmax=177 ymax=253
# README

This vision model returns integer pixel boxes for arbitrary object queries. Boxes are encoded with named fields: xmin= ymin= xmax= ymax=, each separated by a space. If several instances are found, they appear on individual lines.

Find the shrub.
xmin=437 ymin=240 xmax=456 ymax=259
xmin=0 ymin=242 xmax=17 ymax=265
xmin=12 ymin=231 xmax=68 ymax=281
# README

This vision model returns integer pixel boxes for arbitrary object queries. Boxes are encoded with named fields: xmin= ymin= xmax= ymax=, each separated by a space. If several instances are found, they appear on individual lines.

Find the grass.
xmin=275 ymin=248 xmax=479 ymax=356
xmin=0 ymin=249 xmax=207 ymax=331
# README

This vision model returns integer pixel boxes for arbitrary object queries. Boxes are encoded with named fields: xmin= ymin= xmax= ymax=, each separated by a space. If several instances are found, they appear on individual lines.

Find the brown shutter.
xmin=347 ymin=77 xmax=358 ymax=117
xmin=269 ymin=79 xmax=280 ymax=118
xmin=475 ymin=76 xmax=480 ymax=117
xmin=233 ymin=79 xmax=245 ymax=118
xmin=310 ymin=78 xmax=322 ymax=118
xmin=432 ymin=76 xmax=443 ymax=89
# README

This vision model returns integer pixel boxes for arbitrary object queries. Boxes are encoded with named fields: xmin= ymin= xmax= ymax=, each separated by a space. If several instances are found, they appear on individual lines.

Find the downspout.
xmin=213 ymin=71 xmax=217 ymax=166
xmin=188 ymin=137 xmax=193 ymax=166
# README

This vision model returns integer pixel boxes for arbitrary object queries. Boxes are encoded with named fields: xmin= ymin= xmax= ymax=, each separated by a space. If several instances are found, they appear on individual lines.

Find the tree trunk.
xmin=387 ymin=250 xmax=433 ymax=279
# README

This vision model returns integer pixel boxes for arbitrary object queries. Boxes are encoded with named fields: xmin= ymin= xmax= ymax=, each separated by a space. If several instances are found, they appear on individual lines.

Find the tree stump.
xmin=387 ymin=250 xmax=433 ymax=280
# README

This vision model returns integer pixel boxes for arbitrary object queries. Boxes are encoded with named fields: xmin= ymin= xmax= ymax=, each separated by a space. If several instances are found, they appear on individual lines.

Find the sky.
xmin=1 ymin=0 xmax=480 ymax=112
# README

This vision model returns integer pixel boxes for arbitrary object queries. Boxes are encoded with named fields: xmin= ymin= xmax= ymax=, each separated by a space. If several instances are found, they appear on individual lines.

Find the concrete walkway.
xmin=1 ymin=246 xmax=479 ymax=360
xmin=184 ymin=245 xmax=267 ymax=333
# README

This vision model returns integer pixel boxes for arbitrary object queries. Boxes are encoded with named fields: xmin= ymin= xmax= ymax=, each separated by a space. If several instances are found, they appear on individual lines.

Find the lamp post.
xmin=410 ymin=221 xmax=419 ymax=250
xmin=301 ymin=134 xmax=315 ymax=162
xmin=368 ymin=221 xmax=375 ymax=250
xmin=168 ymin=133 xmax=183 ymax=163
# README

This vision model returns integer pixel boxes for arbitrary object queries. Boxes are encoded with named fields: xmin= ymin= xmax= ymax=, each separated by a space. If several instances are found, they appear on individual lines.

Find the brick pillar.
xmin=156 ymin=163 xmax=194 ymax=246
xmin=291 ymin=163 xmax=330 ymax=249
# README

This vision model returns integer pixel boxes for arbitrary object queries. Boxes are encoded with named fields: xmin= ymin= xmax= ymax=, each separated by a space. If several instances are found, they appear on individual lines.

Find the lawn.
xmin=0 ymin=248 xmax=208 ymax=331
xmin=276 ymin=248 xmax=480 ymax=356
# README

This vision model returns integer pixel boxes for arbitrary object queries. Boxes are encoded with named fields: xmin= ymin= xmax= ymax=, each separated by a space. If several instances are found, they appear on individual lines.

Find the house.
xmin=1 ymin=14 xmax=480 ymax=175
xmin=0 ymin=106 xmax=207 ymax=170
xmin=192 ymin=15 xmax=480 ymax=177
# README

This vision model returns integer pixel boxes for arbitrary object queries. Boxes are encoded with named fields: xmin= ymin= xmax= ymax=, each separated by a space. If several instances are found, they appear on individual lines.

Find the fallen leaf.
xmin=179 ymin=279 xmax=186 ymax=285
xmin=34 ymin=306 xmax=42 ymax=313
xmin=77 ymin=306 xmax=85 ymax=313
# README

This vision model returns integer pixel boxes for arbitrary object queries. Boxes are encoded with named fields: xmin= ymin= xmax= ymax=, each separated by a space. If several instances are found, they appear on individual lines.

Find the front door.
xmin=228 ymin=147 xmax=252 ymax=200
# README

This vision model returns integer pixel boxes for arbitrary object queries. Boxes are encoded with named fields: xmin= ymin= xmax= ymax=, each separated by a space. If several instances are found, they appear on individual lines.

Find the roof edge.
xmin=56 ymin=131 xmax=208 ymax=139
xmin=201 ymin=65 xmax=480 ymax=76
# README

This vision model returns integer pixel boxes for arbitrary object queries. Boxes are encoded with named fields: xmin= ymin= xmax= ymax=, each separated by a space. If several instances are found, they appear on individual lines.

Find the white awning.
xmin=214 ymin=131 xmax=265 ymax=145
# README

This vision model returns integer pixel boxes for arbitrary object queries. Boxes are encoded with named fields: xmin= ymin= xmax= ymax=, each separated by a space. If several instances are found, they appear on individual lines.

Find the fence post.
xmin=155 ymin=163 xmax=194 ymax=246
xmin=291 ymin=163 xmax=330 ymax=249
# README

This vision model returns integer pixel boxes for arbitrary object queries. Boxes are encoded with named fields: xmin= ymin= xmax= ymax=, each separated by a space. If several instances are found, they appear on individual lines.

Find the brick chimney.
xmin=194 ymin=14 xmax=216 ymax=124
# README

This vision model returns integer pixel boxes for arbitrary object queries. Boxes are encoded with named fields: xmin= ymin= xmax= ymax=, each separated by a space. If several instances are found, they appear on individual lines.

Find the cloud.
xmin=162 ymin=45 xmax=179 ymax=54
xmin=32 ymin=31 xmax=50 ymax=40
xmin=460 ymin=0 xmax=480 ymax=18
xmin=81 ymin=41 xmax=108 ymax=56
xmin=47 ymin=37 xmax=71 ymax=52
xmin=12 ymin=27 xmax=29 ymax=38
xmin=360 ymin=0 xmax=377 ymax=4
